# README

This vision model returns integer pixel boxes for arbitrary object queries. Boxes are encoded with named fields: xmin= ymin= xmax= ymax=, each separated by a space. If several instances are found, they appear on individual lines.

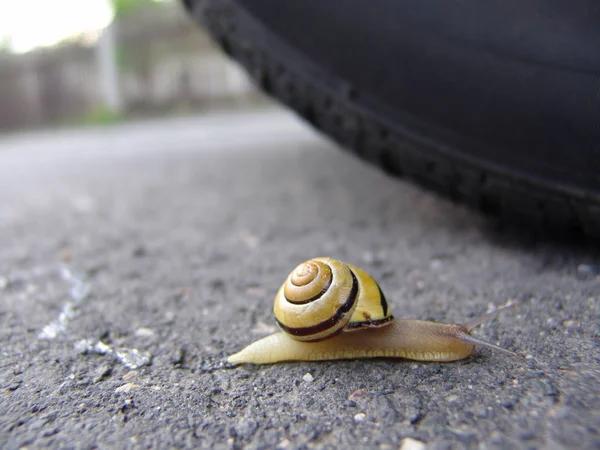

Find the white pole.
xmin=96 ymin=20 xmax=123 ymax=112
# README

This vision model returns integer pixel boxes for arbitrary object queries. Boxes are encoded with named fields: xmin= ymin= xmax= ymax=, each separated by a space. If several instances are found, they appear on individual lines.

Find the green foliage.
xmin=112 ymin=0 xmax=170 ymax=17
xmin=58 ymin=106 xmax=125 ymax=128
xmin=85 ymin=106 xmax=125 ymax=125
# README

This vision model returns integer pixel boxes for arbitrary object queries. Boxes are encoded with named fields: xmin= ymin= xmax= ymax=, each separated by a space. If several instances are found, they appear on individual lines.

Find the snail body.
xmin=228 ymin=257 xmax=516 ymax=365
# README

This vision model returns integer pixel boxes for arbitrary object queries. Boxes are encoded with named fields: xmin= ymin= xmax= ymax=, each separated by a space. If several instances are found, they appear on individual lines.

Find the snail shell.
xmin=273 ymin=257 xmax=393 ymax=341
xmin=228 ymin=257 xmax=517 ymax=365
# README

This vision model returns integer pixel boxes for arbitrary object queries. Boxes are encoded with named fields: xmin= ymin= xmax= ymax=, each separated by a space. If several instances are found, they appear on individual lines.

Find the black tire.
xmin=183 ymin=0 xmax=600 ymax=239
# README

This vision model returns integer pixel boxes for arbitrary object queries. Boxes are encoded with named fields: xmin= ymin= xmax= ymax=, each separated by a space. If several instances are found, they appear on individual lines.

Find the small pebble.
xmin=302 ymin=373 xmax=314 ymax=383
xmin=93 ymin=365 xmax=112 ymax=384
xmin=399 ymin=438 xmax=427 ymax=450
xmin=348 ymin=388 xmax=367 ymax=400
xmin=170 ymin=347 xmax=185 ymax=365
xmin=115 ymin=383 xmax=140 ymax=394
xmin=74 ymin=339 xmax=94 ymax=354
xmin=135 ymin=327 xmax=155 ymax=338
xmin=353 ymin=413 xmax=366 ymax=424
xmin=123 ymin=371 xmax=138 ymax=381
xmin=115 ymin=347 xmax=152 ymax=370
xmin=7 ymin=381 xmax=21 ymax=392
xmin=94 ymin=341 xmax=112 ymax=355
xmin=576 ymin=264 xmax=599 ymax=280
xmin=276 ymin=439 xmax=291 ymax=449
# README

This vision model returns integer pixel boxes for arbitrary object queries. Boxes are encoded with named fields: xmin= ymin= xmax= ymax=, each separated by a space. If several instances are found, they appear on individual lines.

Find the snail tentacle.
xmin=463 ymin=302 xmax=517 ymax=331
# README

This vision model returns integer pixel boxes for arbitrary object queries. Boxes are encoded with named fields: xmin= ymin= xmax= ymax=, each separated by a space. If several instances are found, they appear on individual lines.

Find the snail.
xmin=228 ymin=257 xmax=517 ymax=365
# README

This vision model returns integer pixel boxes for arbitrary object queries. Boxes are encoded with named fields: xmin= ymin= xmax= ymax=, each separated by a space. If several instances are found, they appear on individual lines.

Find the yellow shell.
xmin=273 ymin=257 xmax=393 ymax=342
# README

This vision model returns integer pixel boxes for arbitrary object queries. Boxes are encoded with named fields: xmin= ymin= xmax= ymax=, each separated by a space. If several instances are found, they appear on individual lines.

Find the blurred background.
xmin=0 ymin=0 xmax=268 ymax=133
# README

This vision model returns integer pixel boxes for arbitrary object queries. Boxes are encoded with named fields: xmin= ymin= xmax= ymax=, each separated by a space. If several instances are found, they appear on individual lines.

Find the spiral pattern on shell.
xmin=273 ymin=257 xmax=393 ymax=342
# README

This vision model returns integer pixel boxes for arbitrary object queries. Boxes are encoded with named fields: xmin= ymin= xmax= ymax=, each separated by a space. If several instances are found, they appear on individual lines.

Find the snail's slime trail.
xmin=38 ymin=265 xmax=91 ymax=340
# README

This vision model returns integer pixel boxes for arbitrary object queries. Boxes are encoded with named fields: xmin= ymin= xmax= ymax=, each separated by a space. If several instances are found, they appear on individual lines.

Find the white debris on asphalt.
xmin=134 ymin=327 xmax=156 ymax=338
xmin=276 ymin=439 xmax=291 ymax=449
xmin=115 ymin=383 xmax=141 ymax=394
xmin=302 ymin=373 xmax=314 ymax=383
xmin=38 ymin=265 xmax=91 ymax=340
xmin=32 ymin=263 xmax=153 ymax=370
xmin=75 ymin=338 xmax=152 ymax=370
xmin=115 ymin=347 xmax=152 ymax=369
xmin=399 ymin=437 xmax=427 ymax=450
xmin=353 ymin=413 xmax=366 ymax=424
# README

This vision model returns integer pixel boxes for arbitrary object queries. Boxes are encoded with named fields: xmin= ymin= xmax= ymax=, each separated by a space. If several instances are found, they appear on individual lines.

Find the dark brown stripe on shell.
xmin=346 ymin=315 xmax=394 ymax=329
xmin=377 ymin=282 xmax=389 ymax=316
xmin=284 ymin=268 xmax=333 ymax=305
xmin=276 ymin=269 xmax=358 ymax=337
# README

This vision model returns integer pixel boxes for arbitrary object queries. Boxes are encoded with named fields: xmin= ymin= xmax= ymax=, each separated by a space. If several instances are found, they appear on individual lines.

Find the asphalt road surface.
xmin=1 ymin=107 xmax=599 ymax=449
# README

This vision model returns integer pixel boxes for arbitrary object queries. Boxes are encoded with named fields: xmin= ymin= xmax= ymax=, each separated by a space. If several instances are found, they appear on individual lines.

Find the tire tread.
xmin=186 ymin=0 xmax=600 ymax=239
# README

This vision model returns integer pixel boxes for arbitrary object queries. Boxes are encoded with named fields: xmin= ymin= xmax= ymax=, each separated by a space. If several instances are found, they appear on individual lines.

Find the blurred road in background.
xmin=1 ymin=107 xmax=599 ymax=449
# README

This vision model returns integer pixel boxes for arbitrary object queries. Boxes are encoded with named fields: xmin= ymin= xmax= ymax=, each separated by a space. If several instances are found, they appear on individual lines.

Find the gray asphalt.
xmin=1 ymin=107 xmax=599 ymax=450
